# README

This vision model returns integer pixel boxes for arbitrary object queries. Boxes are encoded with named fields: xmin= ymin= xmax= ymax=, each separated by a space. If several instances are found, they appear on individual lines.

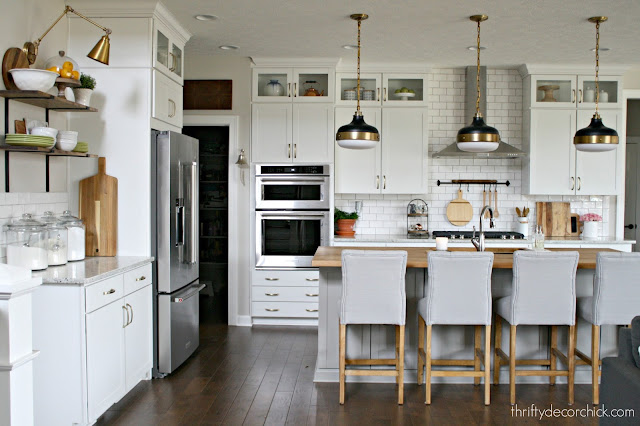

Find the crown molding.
xmin=250 ymin=57 xmax=340 ymax=68
xmin=519 ymin=64 xmax=629 ymax=78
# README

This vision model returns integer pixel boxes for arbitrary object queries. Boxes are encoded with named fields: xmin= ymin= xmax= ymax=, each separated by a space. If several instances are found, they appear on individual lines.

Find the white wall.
xmin=624 ymin=68 xmax=640 ymax=89
xmin=184 ymin=55 xmax=252 ymax=318
xmin=0 ymin=0 xmax=70 ymax=259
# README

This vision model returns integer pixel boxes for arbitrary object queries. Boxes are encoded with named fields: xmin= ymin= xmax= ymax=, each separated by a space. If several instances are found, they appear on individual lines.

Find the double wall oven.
xmin=255 ymin=165 xmax=330 ymax=268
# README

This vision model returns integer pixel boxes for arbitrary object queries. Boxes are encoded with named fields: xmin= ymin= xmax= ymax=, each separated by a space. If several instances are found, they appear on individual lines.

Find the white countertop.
xmin=32 ymin=256 xmax=153 ymax=286
xmin=333 ymin=234 xmax=635 ymax=246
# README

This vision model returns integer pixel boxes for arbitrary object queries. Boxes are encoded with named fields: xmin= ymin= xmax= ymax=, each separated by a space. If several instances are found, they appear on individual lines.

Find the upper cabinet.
xmin=252 ymin=67 xmax=335 ymax=103
xmin=153 ymin=19 xmax=185 ymax=84
xmin=528 ymin=74 xmax=622 ymax=109
xmin=335 ymin=73 xmax=428 ymax=107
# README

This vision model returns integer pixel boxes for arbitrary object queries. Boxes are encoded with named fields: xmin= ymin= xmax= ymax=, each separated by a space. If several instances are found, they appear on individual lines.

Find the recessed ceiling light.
xmin=219 ymin=45 xmax=239 ymax=50
xmin=467 ymin=46 xmax=487 ymax=51
xmin=342 ymin=45 xmax=358 ymax=50
xmin=591 ymin=47 xmax=610 ymax=52
xmin=195 ymin=14 xmax=218 ymax=21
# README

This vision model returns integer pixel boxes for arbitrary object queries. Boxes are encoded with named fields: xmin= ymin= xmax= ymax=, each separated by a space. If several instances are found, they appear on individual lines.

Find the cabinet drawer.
xmin=253 ymin=270 xmax=319 ymax=287
xmin=86 ymin=275 xmax=124 ymax=313
xmin=252 ymin=286 xmax=319 ymax=302
xmin=124 ymin=263 xmax=153 ymax=295
xmin=252 ymin=301 xmax=319 ymax=318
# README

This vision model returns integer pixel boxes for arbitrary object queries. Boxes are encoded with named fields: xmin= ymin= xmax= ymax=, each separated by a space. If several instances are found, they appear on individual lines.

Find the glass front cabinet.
xmin=252 ymin=68 xmax=335 ymax=103
xmin=529 ymin=74 xmax=621 ymax=109
xmin=335 ymin=73 xmax=427 ymax=107
xmin=153 ymin=19 xmax=184 ymax=84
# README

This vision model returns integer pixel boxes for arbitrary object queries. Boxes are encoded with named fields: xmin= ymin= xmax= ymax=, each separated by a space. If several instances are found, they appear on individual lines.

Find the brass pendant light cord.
xmin=356 ymin=17 xmax=362 ymax=114
xmin=476 ymin=19 xmax=481 ymax=116
xmin=594 ymin=20 xmax=600 ymax=115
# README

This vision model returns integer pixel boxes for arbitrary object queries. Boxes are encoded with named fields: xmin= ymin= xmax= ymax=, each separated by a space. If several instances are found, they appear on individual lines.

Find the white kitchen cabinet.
xmin=528 ymin=74 xmax=621 ymax=109
xmin=252 ymin=103 xmax=334 ymax=163
xmin=252 ymin=269 xmax=319 ymax=325
xmin=86 ymin=298 xmax=126 ymax=421
xmin=252 ymin=67 xmax=335 ymax=103
xmin=334 ymin=107 xmax=428 ymax=194
xmin=153 ymin=18 xmax=185 ymax=84
xmin=32 ymin=262 xmax=154 ymax=425
xmin=524 ymin=107 xmax=620 ymax=195
xmin=335 ymin=73 xmax=428 ymax=107
xmin=153 ymin=69 xmax=183 ymax=128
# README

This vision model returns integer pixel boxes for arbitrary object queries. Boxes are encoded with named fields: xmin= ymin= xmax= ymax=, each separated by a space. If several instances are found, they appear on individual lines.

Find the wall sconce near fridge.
xmin=235 ymin=148 xmax=248 ymax=185
xmin=23 ymin=5 xmax=112 ymax=66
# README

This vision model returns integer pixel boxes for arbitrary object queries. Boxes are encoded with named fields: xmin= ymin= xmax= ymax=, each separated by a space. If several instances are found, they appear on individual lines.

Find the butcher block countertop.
xmin=311 ymin=246 xmax=618 ymax=269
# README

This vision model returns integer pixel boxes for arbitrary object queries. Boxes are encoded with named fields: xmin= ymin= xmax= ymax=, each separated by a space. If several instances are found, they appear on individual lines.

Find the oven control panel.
xmin=257 ymin=165 xmax=328 ymax=175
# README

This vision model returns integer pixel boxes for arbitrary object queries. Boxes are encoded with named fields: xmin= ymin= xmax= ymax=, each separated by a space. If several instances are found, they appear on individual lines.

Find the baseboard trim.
xmin=235 ymin=315 xmax=252 ymax=327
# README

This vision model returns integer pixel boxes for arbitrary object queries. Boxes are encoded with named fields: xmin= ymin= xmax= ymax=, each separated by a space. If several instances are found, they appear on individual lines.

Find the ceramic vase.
xmin=265 ymin=80 xmax=284 ymax=96
xmin=72 ymin=88 xmax=93 ymax=106
xmin=582 ymin=221 xmax=599 ymax=239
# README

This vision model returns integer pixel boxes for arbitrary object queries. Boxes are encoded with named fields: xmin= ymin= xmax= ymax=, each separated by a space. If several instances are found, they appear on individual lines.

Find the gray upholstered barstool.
xmin=494 ymin=250 xmax=579 ymax=405
xmin=339 ymin=250 xmax=408 ymax=405
xmin=417 ymin=251 xmax=494 ymax=405
xmin=576 ymin=252 xmax=640 ymax=405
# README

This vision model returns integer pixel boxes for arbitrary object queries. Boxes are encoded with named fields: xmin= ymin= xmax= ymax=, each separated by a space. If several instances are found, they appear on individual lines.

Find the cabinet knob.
xmin=265 ymin=277 xmax=279 ymax=281
xmin=265 ymin=293 xmax=279 ymax=296
xmin=305 ymin=278 xmax=319 ymax=282
xmin=265 ymin=308 xmax=280 ymax=312
xmin=305 ymin=308 xmax=319 ymax=312
xmin=103 ymin=288 xmax=116 ymax=295
xmin=135 ymin=276 xmax=146 ymax=281
xmin=305 ymin=293 xmax=319 ymax=297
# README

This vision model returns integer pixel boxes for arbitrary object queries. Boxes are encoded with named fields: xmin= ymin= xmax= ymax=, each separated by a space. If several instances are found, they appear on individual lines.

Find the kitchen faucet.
xmin=472 ymin=205 xmax=495 ymax=252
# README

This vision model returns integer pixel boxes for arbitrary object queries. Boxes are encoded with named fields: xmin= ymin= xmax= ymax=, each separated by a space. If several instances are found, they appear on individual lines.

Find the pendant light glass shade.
xmin=574 ymin=17 xmax=618 ymax=152
xmin=457 ymin=15 xmax=500 ymax=153
xmin=336 ymin=14 xmax=380 ymax=149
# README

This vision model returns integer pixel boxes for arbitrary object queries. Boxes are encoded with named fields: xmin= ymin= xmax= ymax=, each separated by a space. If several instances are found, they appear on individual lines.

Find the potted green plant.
xmin=72 ymin=73 xmax=96 ymax=107
xmin=334 ymin=208 xmax=359 ymax=237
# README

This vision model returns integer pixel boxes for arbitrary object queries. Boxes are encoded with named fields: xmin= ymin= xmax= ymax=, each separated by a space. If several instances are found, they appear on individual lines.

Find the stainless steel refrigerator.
xmin=151 ymin=130 xmax=203 ymax=375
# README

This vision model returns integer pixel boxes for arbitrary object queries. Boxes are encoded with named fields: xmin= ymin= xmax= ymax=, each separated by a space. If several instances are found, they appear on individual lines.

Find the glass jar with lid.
xmin=5 ymin=213 xmax=48 ymax=270
xmin=58 ymin=210 xmax=86 ymax=261
xmin=40 ymin=211 xmax=68 ymax=266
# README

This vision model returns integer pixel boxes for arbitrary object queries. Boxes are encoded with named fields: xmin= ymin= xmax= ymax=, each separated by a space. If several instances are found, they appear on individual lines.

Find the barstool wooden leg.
xmin=591 ymin=324 xmax=600 ymax=405
xmin=474 ymin=325 xmax=481 ymax=385
xmin=494 ymin=315 xmax=502 ymax=385
xmin=395 ymin=326 xmax=400 ymax=385
xmin=417 ymin=316 xmax=425 ymax=385
xmin=568 ymin=325 xmax=576 ymax=405
xmin=425 ymin=325 xmax=432 ymax=405
xmin=398 ymin=325 xmax=405 ymax=405
xmin=484 ymin=325 xmax=491 ymax=405
xmin=339 ymin=323 xmax=346 ymax=405
xmin=549 ymin=325 xmax=558 ymax=385
xmin=509 ymin=325 xmax=517 ymax=405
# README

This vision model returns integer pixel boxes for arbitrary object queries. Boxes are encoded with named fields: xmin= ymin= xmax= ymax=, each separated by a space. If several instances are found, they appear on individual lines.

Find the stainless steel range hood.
xmin=433 ymin=66 xmax=525 ymax=159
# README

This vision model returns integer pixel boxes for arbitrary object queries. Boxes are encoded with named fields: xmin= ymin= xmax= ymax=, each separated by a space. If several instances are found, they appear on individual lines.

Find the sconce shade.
xmin=87 ymin=35 xmax=110 ymax=65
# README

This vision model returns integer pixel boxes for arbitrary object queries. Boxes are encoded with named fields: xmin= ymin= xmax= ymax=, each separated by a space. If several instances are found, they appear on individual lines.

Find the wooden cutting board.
xmin=2 ymin=48 xmax=29 ymax=90
xmin=79 ymin=157 xmax=118 ymax=256
xmin=536 ymin=202 xmax=571 ymax=236
xmin=446 ymin=189 xmax=473 ymax=226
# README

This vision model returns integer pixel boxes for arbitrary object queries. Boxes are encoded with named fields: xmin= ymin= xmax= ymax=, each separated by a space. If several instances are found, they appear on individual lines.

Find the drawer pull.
xmin=103 ymin=288 xmax=116 ymax=295
xmin=306 ymin=309 xmax=319 ymax=312
xmin=265 ymin=308 xmax=280 ymax=312
xmin=305 ymin=293 xmax=319 ymax=297
xmin=265 ymin=293 xmax=280 ymax=296
xmin=135 ymin=276 xmax=147 ymax=281
xmin=264 ymin=277 xmax=279 ymax=281
xmin=305 ymin=278 xmax=319 ymax=282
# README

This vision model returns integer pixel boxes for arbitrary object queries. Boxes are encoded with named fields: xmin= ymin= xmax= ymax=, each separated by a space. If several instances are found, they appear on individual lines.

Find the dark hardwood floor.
xmin=97 ymin=298 xmax=600 ymax=425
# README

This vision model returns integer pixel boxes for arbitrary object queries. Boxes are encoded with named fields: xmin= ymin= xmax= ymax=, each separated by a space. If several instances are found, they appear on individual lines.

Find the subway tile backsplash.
xmin=336 ymin=68 xmax=613 ymax=237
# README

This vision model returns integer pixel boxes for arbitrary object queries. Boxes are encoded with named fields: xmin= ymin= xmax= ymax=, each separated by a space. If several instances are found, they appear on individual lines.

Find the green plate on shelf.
xmin=6 ymin=140 xmax=55 ymax=148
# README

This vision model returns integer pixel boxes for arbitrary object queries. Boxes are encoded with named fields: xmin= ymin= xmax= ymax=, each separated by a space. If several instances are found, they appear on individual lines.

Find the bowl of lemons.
xmin=394 ymin=87 xmax=416 ymax=100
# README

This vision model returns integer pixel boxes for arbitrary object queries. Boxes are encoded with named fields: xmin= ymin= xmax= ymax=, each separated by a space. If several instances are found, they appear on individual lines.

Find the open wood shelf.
xmin=0 ymin=90 xmax=98 ymax=112
xmin=0 ymin=145 xmax=96 ymax=157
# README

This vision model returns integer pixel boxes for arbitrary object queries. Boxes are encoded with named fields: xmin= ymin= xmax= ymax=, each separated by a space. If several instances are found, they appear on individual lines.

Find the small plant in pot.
xmin=72 ymin=73 xmax=96 ymax=107
xmin=335 ymin=208 xmax=359 ymax=237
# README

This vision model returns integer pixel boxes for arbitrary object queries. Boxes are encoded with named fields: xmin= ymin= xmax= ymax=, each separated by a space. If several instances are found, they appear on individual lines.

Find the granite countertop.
xmin=32 ymin=256 xmax=154 ymax=286
xmin=332 ymin=234 xmax=635 ymax=245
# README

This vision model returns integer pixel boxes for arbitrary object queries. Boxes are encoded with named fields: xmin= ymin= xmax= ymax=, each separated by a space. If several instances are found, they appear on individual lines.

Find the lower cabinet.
xmin=33 ymin=263 xmax=153 ymax=425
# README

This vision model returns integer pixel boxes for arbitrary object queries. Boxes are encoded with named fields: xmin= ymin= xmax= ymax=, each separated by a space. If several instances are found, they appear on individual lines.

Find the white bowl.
xmin=58 ymin=130 xmax=78 ymax=137
xmin=31 ymin=127 xmax=58 ymax=138
xmin=9 ymin=69 xmax=58 ymax=92
xmin=56 ymin=139 xmax=78 ymax=151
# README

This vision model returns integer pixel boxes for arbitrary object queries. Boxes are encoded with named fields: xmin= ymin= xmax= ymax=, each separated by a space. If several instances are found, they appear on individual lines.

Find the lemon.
xmin=47 ymin=66 xmax=60 ymax=75
xmin=62 ymin=61 xmax=74 ymax=71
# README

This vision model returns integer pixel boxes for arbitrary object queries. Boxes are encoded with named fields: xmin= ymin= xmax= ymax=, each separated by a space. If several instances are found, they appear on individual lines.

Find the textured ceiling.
xmin=100 ymin=0 xmax=640 ymax=66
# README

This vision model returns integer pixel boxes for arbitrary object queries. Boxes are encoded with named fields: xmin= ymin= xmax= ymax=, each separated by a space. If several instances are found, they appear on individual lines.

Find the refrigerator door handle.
xmin=173 ymin=284 xmax=206 ymax=303
xmin=189 ymin=162 xmax=198 ymax=265
xmin=175 ymin=199 xmax=184 ymax=246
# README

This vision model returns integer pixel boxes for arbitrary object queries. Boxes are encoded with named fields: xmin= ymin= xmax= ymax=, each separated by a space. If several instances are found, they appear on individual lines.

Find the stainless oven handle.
xmin=257 ymin=214 xmax=327 ymax=220
xmin=257 ymin=176 xmax=328 ymax=182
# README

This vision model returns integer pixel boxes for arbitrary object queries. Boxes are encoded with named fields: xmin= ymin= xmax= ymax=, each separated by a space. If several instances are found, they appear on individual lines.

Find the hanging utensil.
xmin=485 ymin=187 xmax=492 ymax=218
xmin=494 ymin=185 xmax=499 ymax=218
xmin=516 ymin=207 xmax=522 ymax=217
xmin=482 ymin=185 xmax=487 ymax=213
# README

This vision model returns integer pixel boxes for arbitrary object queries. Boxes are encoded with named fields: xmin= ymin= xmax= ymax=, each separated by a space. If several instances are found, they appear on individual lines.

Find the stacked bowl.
xmin=57 ymin=130 xmax=78 ymax=151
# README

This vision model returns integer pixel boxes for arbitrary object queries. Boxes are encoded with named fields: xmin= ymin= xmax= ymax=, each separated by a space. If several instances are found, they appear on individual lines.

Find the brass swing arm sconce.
xmin=23 ymin=5 xmax=112 ymax=65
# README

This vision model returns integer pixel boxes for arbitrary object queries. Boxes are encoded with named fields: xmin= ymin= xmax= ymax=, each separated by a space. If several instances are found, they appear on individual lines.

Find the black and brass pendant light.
xmin=456 ymin=15 xmax=500 ymax=153
xmin=336 ymin=14 xmax=380 ymax=149
xmin=574 ymin=17 xmax=618 ymax=152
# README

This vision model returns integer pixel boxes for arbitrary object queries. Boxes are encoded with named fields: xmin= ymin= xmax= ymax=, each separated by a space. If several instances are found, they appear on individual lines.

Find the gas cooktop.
xmin=431 ymin=231 xmax=525 ymax=240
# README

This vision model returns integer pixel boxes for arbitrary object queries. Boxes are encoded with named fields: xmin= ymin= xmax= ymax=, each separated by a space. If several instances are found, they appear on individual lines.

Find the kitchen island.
xmin=312 ymin=246 xmax=621 ymax=385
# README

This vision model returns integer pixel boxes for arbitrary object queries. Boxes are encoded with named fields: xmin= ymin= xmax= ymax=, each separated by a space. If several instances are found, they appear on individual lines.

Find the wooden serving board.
xmin=446 ymin=189 xmax=473 ymax=226
xmin=79 ymin=157 xmax=118 ymax=256
xmin=2 ymin=48 xmax=29 ymax=90
xmin=536 ymin=202 xmax=571 ymax=236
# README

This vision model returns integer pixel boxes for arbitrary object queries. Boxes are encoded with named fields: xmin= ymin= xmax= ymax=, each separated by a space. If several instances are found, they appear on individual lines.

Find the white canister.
xmin=517 ymin=218 xmax=529 ymax=238
xmin=599 ymin=89 xmax=609 ymax=103
xmin=584 ymin=87 xmax=595 ymax=103
xmin=582 ymin=221 xmax=599 ymax=239
xmin=435 ymin=237 xmax=448 ymax=251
